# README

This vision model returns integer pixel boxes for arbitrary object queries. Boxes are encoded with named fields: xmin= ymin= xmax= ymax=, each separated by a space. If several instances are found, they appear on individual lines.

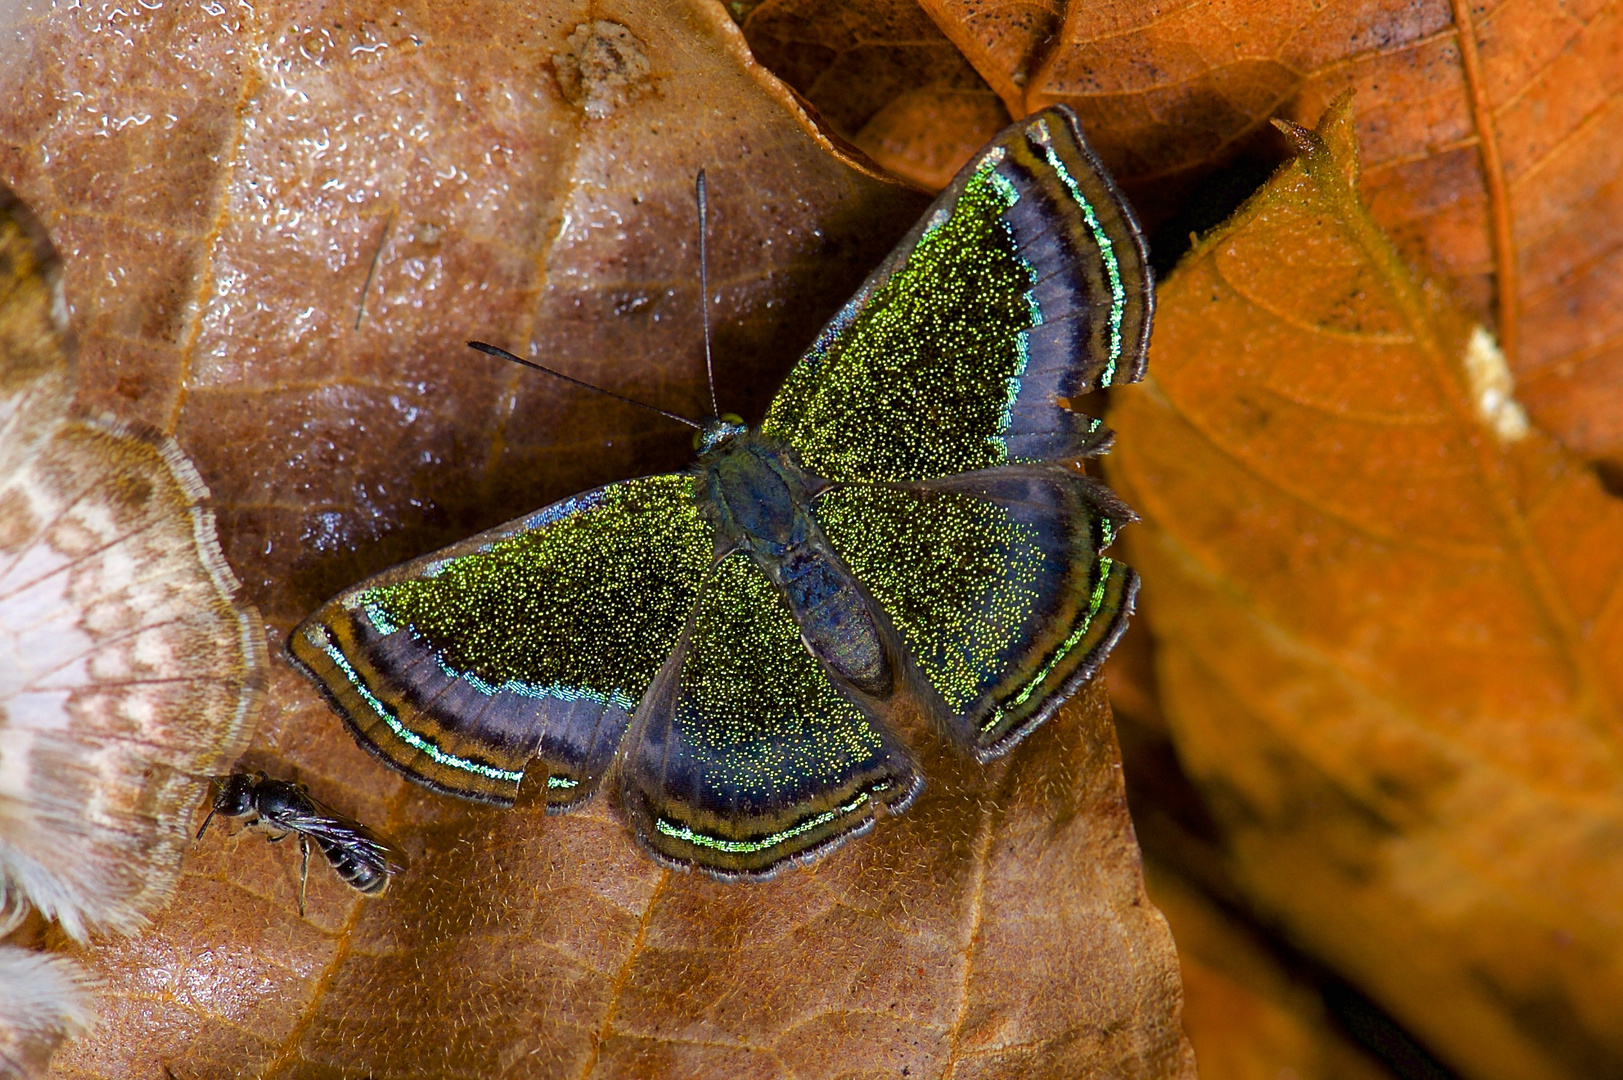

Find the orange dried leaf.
xmin=1030 ymin=0 xmax=1623 ymax=465
xmin=911 ymin=0 xmax=1060 ymax=117
xmin=1107 ymin=96 xmax=1623 ymax=1080
xmin=1144 ymin=862 xmax=1397 ymax=1080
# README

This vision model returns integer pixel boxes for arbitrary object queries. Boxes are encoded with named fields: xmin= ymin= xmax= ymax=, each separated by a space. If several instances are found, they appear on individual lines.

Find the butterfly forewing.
xmin=761 ymin=107 xmax=1152 ymax=484
xmin=290 ymin=474 xmax=713 ymax=806
xmin=622 ymin=551 xmax=920 ymax=876
xmin=0 ymin=184 xmax=265 ymax=939
xmin=760 ymin=105 xmax=1152 ymax=761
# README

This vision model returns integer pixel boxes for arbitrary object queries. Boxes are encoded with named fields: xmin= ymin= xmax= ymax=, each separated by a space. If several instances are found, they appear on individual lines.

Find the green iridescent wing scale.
xmin=816 ymin=467 xmax=1138 ymax=758
xmin=621 ymin=551 xmax=920 ymax=876
xmin=762 ymin=106 xmax=1153 ymax=483
xmin=289 ymin=474 xmax=713 ymax=807
xmin=764 ymin=105 xmax=1151 ymax=756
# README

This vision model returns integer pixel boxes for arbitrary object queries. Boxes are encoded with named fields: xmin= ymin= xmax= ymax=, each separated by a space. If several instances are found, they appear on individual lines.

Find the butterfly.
xmin=0 ymin=182 xmax=265 ymax=935
xmin=0 ymin=181 xmax=263 ymax=1075
xmin=289 ymin=105 xmax=1153 ymax=879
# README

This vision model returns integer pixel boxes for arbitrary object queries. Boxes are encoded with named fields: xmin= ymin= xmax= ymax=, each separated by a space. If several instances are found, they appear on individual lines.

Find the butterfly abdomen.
xmin=774 ymin=545 xmax=891 ymax=697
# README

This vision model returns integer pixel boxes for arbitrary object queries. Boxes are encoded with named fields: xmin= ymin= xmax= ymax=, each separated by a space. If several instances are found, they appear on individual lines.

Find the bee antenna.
xmin=195 ymin=806 xmax=220 ymax=845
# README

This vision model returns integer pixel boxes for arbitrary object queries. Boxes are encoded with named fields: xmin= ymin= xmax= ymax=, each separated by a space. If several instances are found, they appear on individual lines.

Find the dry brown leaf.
xmin=1106 ymin=96 xmax=1623 ymax=1080
xmin=62 ymin=680 xmax=1191 ymax=1079
xmin=737 ymin=0 xmax=1623 ymax=471
xmin=0 ymin=1 xmax=1192 ymax=1076
xmin=913 ymin=0 xmax=1059 ymax=118
xmin=738 ymin=0 xmax=1010 ymax=188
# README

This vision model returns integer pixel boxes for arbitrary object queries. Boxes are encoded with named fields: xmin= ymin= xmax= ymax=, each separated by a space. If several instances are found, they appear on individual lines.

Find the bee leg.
xmin=298 ymin=834 xmax=310 ymax=918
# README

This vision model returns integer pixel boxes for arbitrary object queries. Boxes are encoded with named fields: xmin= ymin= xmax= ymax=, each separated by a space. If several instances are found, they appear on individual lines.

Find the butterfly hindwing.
xmin=816 ymin=467 xmax=1138 ymax=757
xmin=290 ymin=474 xmax=713 ymax=807
xmin=622 ymin=550 xmax=920 ymax=876
xmin=761 ymin=106 xmax=1152 ymax=483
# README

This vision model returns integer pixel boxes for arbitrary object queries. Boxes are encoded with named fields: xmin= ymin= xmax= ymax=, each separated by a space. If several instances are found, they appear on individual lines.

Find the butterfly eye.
xmin=720 ymin=413 xmax=744 ymax=425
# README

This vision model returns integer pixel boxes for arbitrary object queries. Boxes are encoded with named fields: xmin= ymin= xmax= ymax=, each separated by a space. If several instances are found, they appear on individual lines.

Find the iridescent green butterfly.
xmin=290 ymin=105 xmax=1153 ymax=878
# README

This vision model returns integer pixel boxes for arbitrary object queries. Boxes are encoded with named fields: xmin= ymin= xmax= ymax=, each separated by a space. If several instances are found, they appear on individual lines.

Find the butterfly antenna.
xmin=467 ymin=341 xmax=702 ymax=430
xmin=695 ymin=169 xmax=720 ymax=418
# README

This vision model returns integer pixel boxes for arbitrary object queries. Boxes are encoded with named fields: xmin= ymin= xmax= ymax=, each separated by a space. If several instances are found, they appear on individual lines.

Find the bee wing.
xmin=284 ymin=799 xmax=410 ymax=875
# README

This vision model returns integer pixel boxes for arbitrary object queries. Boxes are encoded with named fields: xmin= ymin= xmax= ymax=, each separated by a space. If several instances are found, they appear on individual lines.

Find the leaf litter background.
xmin=0 ymin=1 xmax=1196 ymax=1079
xmin=4 ymin=0 xmax=1623 ymax=1078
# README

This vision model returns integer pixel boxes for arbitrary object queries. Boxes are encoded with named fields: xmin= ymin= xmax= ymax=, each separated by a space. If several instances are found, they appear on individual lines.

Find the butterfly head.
xmin=694 ymin=413 xmax=748 ymax=458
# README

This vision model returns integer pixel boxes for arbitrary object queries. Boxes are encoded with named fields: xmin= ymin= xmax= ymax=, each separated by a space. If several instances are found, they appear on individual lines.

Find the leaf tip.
xmin=1315 ymin=91 xmax=1361 ymax=187
xmin=1273 ymin=92 xmax=1361 ymax=190
xmin=1270 ymin=117 xmax=1317 ymax=156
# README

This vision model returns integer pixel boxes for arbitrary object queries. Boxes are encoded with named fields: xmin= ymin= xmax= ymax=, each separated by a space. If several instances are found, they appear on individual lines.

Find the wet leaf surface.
xmin=0 ymin=1 xmax=1192 ymax=1077
xmin=1106 ymin=97 xmax=1623 ymax=1080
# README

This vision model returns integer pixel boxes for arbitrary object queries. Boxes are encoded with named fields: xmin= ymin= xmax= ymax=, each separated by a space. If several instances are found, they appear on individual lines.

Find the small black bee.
xmin=196 ymin=772 xmax=409 ymax=915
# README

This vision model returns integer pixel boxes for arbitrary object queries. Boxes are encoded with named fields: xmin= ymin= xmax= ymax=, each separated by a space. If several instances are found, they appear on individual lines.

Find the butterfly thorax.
xmin=695 ymin=428 xmax=812 ymax=553
xmin=696 ymin=429 xmax=894 ymax=700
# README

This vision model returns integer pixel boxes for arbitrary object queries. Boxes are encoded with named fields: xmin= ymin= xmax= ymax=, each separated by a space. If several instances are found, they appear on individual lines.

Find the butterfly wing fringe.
xmin=0 ymin=947 xmax=95 ymax=1080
